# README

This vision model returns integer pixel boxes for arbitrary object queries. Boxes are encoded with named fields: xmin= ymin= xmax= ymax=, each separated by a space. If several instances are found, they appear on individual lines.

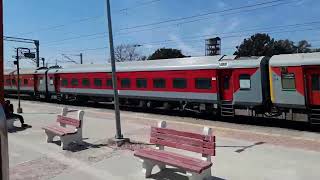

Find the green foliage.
xmin=148 ymin=48 xmax=186 ymax=60
xmin=234 ymin=33 xmax=317 ymax=57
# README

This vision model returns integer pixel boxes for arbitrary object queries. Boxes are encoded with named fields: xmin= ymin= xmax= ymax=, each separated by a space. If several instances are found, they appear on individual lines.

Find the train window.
xmin=24 ymin=79 xmax=28 ymax=85
xmin=6 ymin=79 xmax=10 ymax=84
xmin=39 ymin=78 xmax=43 ymax=85
xmin=61 ymin=79 xmax=68 ymax=86
xmin=239 ymin=74 xmax=251 ymax=90
xmin=153 ymin=78 xmax=166 ymax=88
xmin=121 ymin=78 xmax=131 ymax=88
xmin=82 ymin=79 xmax=90 ymax=87
xmin=173 ymin=78 xmax=187 ymax=89
xmin=12 ymin=79 xmax=16 ymax=84
xmin=195 ymin=78 xmax=212 ymax=89
xmin=136 ymin=78 xmax=147 ymax=88
xmin=312 ymin=74 xmax=320 ymax=91
xmin=94 ymin=78 xmax=102 ymax=87
xmin=71 ymin=79 xmax=79 ymax=86
xmin=281 ymin=73 xmax=296 ymax=90
xmin=106 ymin=79 xmax=113 ymax=88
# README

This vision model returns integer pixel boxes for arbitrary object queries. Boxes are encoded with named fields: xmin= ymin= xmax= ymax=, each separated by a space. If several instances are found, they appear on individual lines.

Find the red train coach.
xmin=269 ymin=53 xmax=320 ymax=124
xmin=55 ymin=56 xmax=225 ymax=112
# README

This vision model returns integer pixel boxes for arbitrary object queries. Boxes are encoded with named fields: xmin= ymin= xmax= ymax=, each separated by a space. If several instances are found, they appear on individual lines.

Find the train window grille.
xmin=153 ymin=78 xmax=166 ymax=88
xmin=12 ymin=79 xmax=16 ymax=85
xmin=173 ymin=78 xmax=187 ymax=89
xmin=121 ymin=78 xmax=131 ymax=88
xmin=311 ymin=74 xmax=320 ymax=91
xmin=281 ymin=73 xmax=296 ymax=90
xmin=61 ymin=79 xmax=68 ymax=87
xmin=94 ymin=79 xmax=102 ymax=87
xmin=82 ymin=79 xmax=90 ymax=87
xmin=24 ymin=79 xmax=28 ymax=85
xmin=6 ymin=79 xmax=10 ymax=85
xmin=136 ymin=78 xmax=147 ymax=88
xmin=106 ymin=79 xmax=113 ymax=88
xmin=195 ymin=78 xmax=212 ymax=89
xmin=239 ymin=74 xmax=251 ymax=90
xmin=71 ymin=79 xmax=79 ymax=86
xmin=39 ymin=78 xmax=43 ymax=85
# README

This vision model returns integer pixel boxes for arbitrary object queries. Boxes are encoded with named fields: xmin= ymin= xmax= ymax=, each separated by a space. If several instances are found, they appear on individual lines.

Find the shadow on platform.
xmin=51 ymin=139 xmax=108 ymax=152
xmin=217 ymin=141 xmax=265 ymax=153
xmin=8 ymin=125 xmax=32 ymax=133
xmin=150 ymin=168 xmax=226 ymax=180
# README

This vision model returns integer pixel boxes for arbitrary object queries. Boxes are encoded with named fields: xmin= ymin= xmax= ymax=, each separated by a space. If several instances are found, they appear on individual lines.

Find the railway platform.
xmin=7 ymin=99 xmax=320 ymax=180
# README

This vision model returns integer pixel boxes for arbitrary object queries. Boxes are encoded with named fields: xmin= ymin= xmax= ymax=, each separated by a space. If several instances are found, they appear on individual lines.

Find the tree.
xmin=148 ymin=48 xmax=186 ymax=60
xmin=272 ymin=39 xmax=296 ymax=55
xmin=296 ymin=40 xmax=312 ymax=53
xmin=114 ymin=44 xmax=144 ymax=62
xmin=234 ymin=33 xmax=274 ymax=57
xmin=234 ymin=33 xmax=316 ymax=56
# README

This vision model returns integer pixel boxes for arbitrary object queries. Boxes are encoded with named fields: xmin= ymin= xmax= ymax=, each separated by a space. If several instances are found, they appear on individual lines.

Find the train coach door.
xmin=306 ymin=68 xmax=320 ymax=106
xmin=219 ymin=70 xmax=233 ymax=101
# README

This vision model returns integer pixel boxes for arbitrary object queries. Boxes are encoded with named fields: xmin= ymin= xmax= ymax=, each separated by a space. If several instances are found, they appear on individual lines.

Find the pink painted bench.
xmin=42 ymin=107 xmax=84 ymax=150
xmin=134 ymin=121 xmax=216 ymax=180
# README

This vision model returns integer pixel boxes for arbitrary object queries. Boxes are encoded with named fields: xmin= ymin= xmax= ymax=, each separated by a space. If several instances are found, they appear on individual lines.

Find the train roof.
xmin=218 ymin=56 xmax=266 ymax=69
xmin=270 ymin=52 xmax=320 ymax=66
xmin=55 ymin=56 xmax=226 ymax=73
xmin=4 ymin=68 xmax=36 ymax=75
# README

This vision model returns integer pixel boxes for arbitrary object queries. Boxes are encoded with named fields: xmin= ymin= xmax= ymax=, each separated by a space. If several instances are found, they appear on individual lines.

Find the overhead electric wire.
xmin=117 ymin=0 xmax=294 ymax=31
xmin=118 ymin=0 xmax=162 ymax=13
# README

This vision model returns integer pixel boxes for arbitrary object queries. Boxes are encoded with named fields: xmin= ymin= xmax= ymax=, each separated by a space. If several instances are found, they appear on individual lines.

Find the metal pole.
xmin=106 ymin=0 xmax=123 ymax=139
xmin=16 ymin=49 xmax=22 ymax=113
xmin=42 ymin=58 xmax=45 ymax=67
xmin=0 ymin=0 xmax=9 ymax=179
xmin=80 ymin=53 xmax=83 ymax=64
xmin=35 ymin=40 xmax=40 ymax=67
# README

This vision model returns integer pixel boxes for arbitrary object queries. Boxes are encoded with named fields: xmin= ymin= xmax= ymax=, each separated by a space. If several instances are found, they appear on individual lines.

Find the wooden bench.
xmin=134 ymin=121 xmax=215 ymax=180
xmin=42 ymin=107 xmax=84 ymax=150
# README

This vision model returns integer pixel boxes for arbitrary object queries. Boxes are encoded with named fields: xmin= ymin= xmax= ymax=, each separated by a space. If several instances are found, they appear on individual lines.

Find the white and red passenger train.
xmin=4 ymin=52 xmax=320 ymax=124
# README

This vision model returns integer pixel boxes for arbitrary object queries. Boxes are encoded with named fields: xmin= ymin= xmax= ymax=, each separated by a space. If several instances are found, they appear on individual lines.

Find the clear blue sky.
xmin=3 ymin=0 xmax=320 ymax=68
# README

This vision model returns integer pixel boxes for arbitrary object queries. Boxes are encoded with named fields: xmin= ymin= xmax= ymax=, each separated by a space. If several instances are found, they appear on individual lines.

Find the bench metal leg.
xmin=187 ymin=168 xmax=211 ymax=180
xmin=141 ymin=159 xmax=155 ymax=178
xmin=60 ymin=136 xmax=74 ymax=150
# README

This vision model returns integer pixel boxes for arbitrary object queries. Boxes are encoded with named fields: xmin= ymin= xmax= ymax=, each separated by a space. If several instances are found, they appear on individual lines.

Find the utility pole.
xmin=106 ymin=0 xmax=124 ymax=141
xmin=35 ymin=40 xmax=39 ymax=67
xmin=16 ymin=48 xmax=22 ymax=113
xmin=80 ymin=53 xmax=83 ymax=64
xmin=41 ymin=58 xmax=45 ymax=67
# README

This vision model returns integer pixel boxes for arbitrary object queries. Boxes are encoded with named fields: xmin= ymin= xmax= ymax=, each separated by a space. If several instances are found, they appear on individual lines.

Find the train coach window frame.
xmin=49 ymin=77 xmax=54 ymax=85
xmin=136 ymin=78 xmax=147 ymax=88
xmin=82 ymin=78 xmax=90 ymax=87
xmin=121 ymin=78 xmax=131 ymax=88
xmin=239 ymin=74 xmax=251 ymax=90
xmin=12 ymin=79 xmax=16 ymax=85
xmin=24 ymin=79 xmax=28 ymax=85
xmin=281 ymin=73 xmax=296 ymax=90
xmin=311 ymin=74 xmax=320 ymax=91
xmin=94 ymin=78 xmax=102 ymax=87
xmin=195 ymin=78 xmax=212 ymax=89
xmin=153 ymin=78 xmax=166 ymax=88
xmin=61 ymin=79 xmax=68 ymax=87
xmin=173 ymin=78 xmax=187 ymax=89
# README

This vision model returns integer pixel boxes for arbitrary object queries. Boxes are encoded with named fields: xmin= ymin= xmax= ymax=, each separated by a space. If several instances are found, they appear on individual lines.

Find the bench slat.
xmin=43 ymin=125 xmax=76 ymax=136
xmin=57 ymin=115 xmax=81 ymax=128
xmin=150 ymin=138 xmax=215 ymax=156
xmin=134 ymin=149 xmax=212 ymax=173
xmin=152 ymin=127 xmax=214 ymax=142
xmin=151 ymin=131 xmax=215 ymax=149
